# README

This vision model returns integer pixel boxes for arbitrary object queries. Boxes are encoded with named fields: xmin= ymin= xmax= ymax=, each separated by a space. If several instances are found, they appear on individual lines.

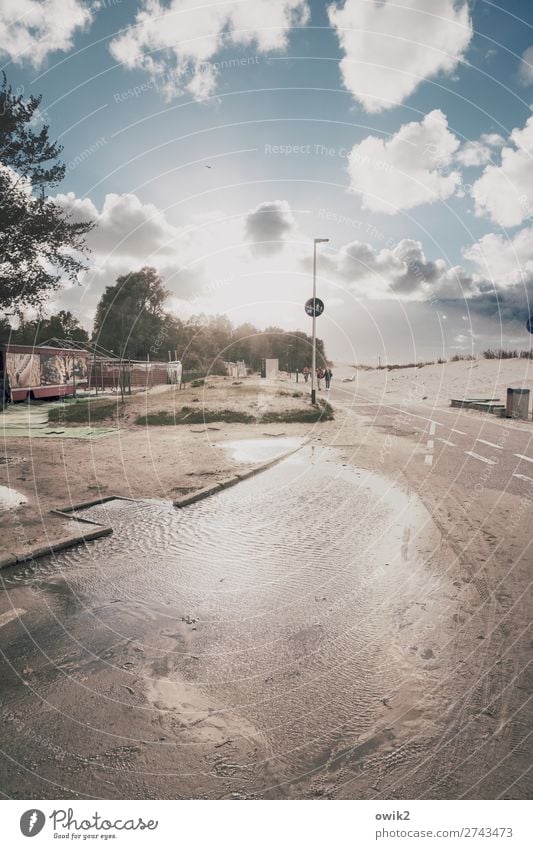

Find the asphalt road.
xmin=327 ymin=380 xmax=533 ymax=500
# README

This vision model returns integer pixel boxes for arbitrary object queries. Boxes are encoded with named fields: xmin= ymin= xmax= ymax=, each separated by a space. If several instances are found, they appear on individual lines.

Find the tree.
xmin=92 ymin=267 xmax=169 ymax=359
xmin=0 ymin=74 xmax=93 ymax=313
xmin=0 ymin=310 xmax=89 ymax=346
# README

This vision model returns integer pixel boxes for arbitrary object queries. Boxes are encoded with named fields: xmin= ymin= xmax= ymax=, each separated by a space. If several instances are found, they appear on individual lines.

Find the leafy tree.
xmin=92 ymin=267 xmax=168 ymax=359
xmin=0 ymin=310 xmax=89 ymax=346
xmin=0 ymin=73 xmax=93 ymax=313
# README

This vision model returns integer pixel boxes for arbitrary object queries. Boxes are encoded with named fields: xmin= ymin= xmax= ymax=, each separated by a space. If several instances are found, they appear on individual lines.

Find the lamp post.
xmin=311 ymin=237 xmax=329 ymax=404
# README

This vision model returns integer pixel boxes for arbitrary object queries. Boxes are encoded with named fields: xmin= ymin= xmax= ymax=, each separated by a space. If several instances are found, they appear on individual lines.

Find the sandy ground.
xmin=0 ymin=361 xmax=531 ymax=799
xmin=0 ymin=375 xmax=323 ymax=559
xmin=334 ymin=356 xmax=533 ymax=408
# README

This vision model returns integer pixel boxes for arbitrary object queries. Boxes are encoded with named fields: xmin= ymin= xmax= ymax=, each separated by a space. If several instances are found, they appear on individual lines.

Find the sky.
xmin=2 ymin=0 xmax=533 ymax=363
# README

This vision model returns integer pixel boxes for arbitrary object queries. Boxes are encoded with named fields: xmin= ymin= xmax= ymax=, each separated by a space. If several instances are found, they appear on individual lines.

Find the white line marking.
xmin=0 ymin=608 xmax=25 ymax=629
xmin=427 ymin=440 xmax=434 ymax=450
xmin=437 ymin=437 xmax=456 ymax=447
xmin=513 ymin=473 xmax=533 ymax=483
xmin=429 ymin=421 xmax=436 ymax=435
xmin=424 ymin=454 xmax=433 ymax=466
xmin=514 ymin=453 xmax=533 ymax=464
xmin=476 ymin=438 xmax=503 ymax=450
xmin=465 ymin=451 xmax=497 ymax=465
xmin=451 ymin=428 xmax=467 ymax=435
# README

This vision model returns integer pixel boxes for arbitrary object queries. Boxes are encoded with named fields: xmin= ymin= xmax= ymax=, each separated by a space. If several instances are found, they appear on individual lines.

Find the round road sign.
xmin=305 ymin=297 xmax=325 ymax=317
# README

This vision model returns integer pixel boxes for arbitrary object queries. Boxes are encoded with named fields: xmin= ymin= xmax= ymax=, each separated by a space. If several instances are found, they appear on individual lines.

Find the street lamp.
xmin=311 ymin=237 xmax=329 ymax=404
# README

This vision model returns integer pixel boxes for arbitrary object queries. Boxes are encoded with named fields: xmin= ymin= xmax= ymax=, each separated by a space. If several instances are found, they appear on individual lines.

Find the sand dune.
xmin=333 ymin=358 xmax=533 ymax=408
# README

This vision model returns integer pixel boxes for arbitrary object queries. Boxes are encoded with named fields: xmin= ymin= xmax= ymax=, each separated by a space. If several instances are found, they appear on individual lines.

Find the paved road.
xmin=327 ymin=380 xmax=533 ymax=499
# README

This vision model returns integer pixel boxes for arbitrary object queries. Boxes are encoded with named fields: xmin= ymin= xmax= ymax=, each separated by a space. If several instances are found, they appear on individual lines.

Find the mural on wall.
xmin=5 ymin=351 xmax=88 ymax=388
xmin=5 ymin=353 xmax=40 ymax=388
xmin=40 ymin=353 xmax=88 ymax=385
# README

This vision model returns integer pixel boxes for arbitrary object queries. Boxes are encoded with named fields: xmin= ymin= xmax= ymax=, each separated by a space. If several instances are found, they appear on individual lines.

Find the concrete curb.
xmin=173 ymin=440 xmax=307 ymax=508
xmin=56 ymin=494 xmax=138 ymax=513
xmin=1 ymin=442 xmax=307 ymax=567
xmin=0 ymin=525 xmax=113 ymax=570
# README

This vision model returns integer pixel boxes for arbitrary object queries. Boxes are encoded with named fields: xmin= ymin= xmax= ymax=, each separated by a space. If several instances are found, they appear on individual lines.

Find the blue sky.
xmin=2 ymin=0 xmax=533 ymax=362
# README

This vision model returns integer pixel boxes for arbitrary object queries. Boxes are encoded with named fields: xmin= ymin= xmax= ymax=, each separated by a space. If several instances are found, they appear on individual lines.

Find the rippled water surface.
xmin=4 ymin=446 xmax=453 ymax=795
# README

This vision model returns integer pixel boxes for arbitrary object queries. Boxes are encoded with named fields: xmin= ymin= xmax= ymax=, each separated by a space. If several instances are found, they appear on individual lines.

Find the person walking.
xmin=303 ymin=365 xmax=310 ymax=383
xmin=324 ymin=367 xmax=333 ymax=389
xmin=316 ymin=367 xmax=324 ymax=390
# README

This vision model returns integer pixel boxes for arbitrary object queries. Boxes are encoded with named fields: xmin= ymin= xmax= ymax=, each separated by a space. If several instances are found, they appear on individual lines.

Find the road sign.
xmin=527 ymin=315 xmax=533 ymax=334
xmin=305 ymin=297 xmax=324 ymax=317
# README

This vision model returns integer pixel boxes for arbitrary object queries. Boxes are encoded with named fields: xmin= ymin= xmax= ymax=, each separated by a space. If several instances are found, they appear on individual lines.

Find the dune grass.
xmin=48 ymin=399 xmax=124 ymax=423
xmin=135 ymin=407 xmax=255 ymax=426
xmin=135 ymin=401 xmax=334 ymax=426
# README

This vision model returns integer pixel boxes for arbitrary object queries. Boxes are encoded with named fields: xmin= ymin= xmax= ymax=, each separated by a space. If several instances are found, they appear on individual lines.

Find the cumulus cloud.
xmin=109 ymin=0 xmax=308 ymax=101
xmin=55 ymin=192 xmax=179 ymax=261
xmin=519 ymin=46 xmax=533 ymax=85
xmin=244 ymin=199 xmax=295 ymax=255
xmin=328 ymin=0 xmax=472 ymax=112
xmin=456 ymin=133 xmax=505 ymax=167
xmin=463 ymin=225 xmax=533 ymax=287
xmin=471 ymin=116 xmax=533 ymax=227
xmin=347 ymin=109 xmax=461 ymax=213
xmin=320 ymin=237 xmax=481 ymax=301
xmin=51 ymin=191 xmax=209 ymax=322
xmin=320 ymin=227 xmax=533 ymax=330
xmin=0 ymin=0 xmax=92 ymax=66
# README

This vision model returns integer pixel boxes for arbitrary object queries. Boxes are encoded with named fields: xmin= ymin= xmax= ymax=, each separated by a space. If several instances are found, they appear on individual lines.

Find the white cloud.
xmin=55 ymin=191 xmax=179 ymax=260
xmin=109 ymin=0 xmax=308 ymax=101
xmin=471 ymin=116 xmax=533 ymax=227
xmin=244 ymin=199 xmax=295 ymax=255
xmin=0 ymin=0 xmax=91 ymax=66
xmin=456 ymin=133 xmax=505 ymax=167
xmin=519 ymin=45 xmax=533 ymax=85
xmin=464 ymin=225 xmax=533 ymax=285
xmin=346 ymin=109 xmax=461 ymax=213
xmin=328 ymin=0 xmax=472 ymax=112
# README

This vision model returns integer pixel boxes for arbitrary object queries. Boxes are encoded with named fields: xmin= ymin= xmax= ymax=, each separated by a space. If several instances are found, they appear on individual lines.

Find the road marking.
xmin=513 ymin=473 xmax=533 ymax=483
xmin=476 ymin=438 xmax=503 ymax=450
xmin=437 ymin=437 xmax=456 ymax=447
xmin=514 ymin=453 xmax=533 ymax=464
xmin=451 ymin=428 xmax=467 ymax=435
xmin=0 ymin=608 xmax=25 ymax=629
xmin=429 ymin=421 xmax=437 ymax=435
xmin=427 ymin=440 xmax=434 ymax=450
xmin=465 ymin=451 xmax=498 ymax=465
xmin=424 ymin=454 xmax=433 ymax=466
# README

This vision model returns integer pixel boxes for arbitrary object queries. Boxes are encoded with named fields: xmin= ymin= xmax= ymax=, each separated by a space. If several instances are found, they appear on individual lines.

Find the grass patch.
xmin=135 ymin=407 xmax=255 ymax=425
xmin=190 ymin=379 xmax=205 ymax=387
xmin=136 ymin=400 xmax=334 ymax=426
xmin=48 ymin=399 xmax=123 ymax=423
xmin=261 ymin=401 xmax=334 ymax=423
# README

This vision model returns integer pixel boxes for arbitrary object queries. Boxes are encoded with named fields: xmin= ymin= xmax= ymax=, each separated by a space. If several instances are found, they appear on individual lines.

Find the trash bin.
xmin=506 ymin=387 xmax=530 ymax=419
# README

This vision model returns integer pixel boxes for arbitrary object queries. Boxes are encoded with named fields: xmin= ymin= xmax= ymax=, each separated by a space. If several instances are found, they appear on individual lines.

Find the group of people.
xmin=302 ymin=366 xmax=333 ymax=389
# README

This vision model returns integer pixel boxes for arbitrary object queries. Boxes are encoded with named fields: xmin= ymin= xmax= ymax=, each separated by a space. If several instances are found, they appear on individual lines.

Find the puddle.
xmin=0 ymin=485 xmax=28 ymax=511
xmin=219 ymin=437 xmax=302 ymax=463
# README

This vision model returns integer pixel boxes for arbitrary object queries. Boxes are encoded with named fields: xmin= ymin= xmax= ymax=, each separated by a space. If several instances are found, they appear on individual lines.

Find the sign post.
xmin=308 ymin=238 xmax=328 ymax=405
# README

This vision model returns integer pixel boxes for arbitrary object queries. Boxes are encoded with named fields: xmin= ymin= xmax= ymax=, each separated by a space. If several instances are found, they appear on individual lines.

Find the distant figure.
xmin=303 ymin=366 xmax=310 ymax=383
xmin=324 ymin=367 xmax=333 ymax=389
xmin=316 ymin=367 xmax=325 ymax=390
